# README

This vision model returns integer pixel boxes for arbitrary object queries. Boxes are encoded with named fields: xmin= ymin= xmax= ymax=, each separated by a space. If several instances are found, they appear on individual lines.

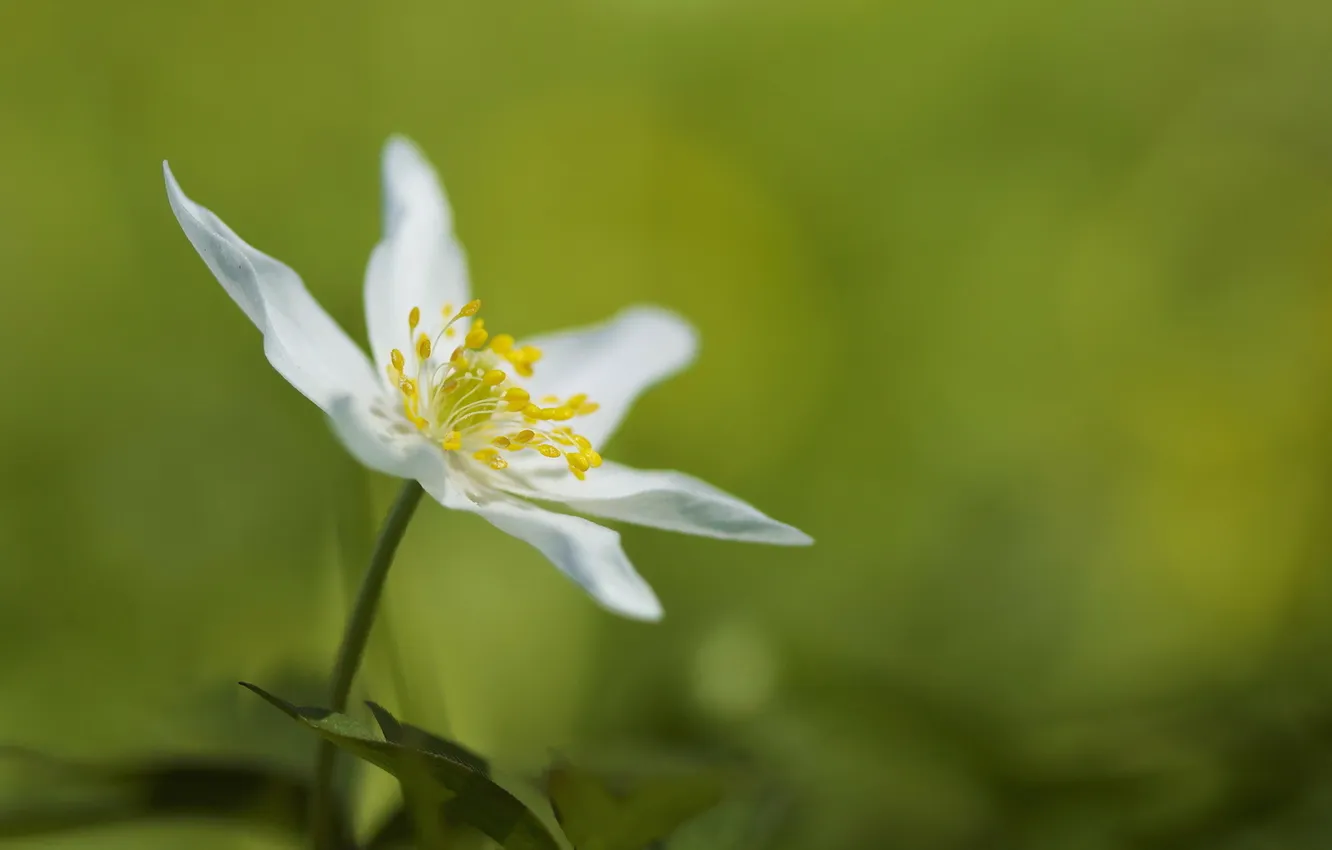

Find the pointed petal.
xmin=364 ymin=136 xmax=471 ymax=381
xmin=325 ymin=396 xmax=452 ymax=492
xmin=439 ymin=489 xmax=662 ymax=621
xmin=522 ymin=306 xmax=698 ymax=445
xmin=163 ymin=162 xmax=380 ymax=409
xmin=506 ymin=461 xmax=813 ymax=545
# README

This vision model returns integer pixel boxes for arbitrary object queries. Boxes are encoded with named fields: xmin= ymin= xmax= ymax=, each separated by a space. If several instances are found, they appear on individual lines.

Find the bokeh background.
xmin=6 ymin=0 xmax=1332 ymax=847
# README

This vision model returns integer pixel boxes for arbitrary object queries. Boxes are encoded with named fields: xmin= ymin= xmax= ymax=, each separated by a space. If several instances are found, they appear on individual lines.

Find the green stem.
xmin=312 ymin=479 xmax=425 ymax=849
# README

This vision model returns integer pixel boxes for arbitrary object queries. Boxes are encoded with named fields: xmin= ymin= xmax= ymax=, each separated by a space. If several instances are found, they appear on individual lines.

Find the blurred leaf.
xmin=0 ymin=747 xmax=352 ymax=845
xmin=241 ymin=682 xmax=564 ymax=850
xmin=544 ymin=756 xmax=733 ymax=850
xmin=367 ymin=700 xmax=491 ymax=778
xmin=367 ymin=803 xmax=499 ymax=850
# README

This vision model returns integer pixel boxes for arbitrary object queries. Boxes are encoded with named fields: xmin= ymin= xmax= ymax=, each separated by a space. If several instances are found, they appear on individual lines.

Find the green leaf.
xmin=544 ymin=756 xmax=734 ymax=850
xmin=0 ymin=747 xmax=351 ymax=845
xmin=241 ymin=682 xmax=564 ymax=850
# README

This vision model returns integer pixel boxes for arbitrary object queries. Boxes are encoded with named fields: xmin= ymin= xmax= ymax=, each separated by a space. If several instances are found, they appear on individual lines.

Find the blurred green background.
xmin=6 ymin=0 xmax=1332 ymax=847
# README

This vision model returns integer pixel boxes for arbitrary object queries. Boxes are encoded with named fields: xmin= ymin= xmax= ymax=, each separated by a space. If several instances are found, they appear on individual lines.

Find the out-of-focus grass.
xmin=5 ymin=0 xmax=1332 ymax=847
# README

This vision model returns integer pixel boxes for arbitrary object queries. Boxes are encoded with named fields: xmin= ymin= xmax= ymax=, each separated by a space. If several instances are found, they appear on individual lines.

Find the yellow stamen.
xmin=490 ymin=334 xmax=514 ymax=355
xmin=483 ymin=369 xmax=506 ymax=386
xmin=408 ymin=307 xmax=421 ymax=330
xmin=567 ymin=452 xmax=590 ymax=472
xmin=465 ymin=326 xmax=489 ymax=349
xmin=416 ymin=333 xmax=432 ymax=360
xmin=442 ymin=431 xmax=462 ymax=451
xmin=537 ymin=444 xmax=561 ymax=458
xmin=458 ymin=299 xmax=482 ymax=317
xmin=390 ymin=349 xmax=405 ymax=371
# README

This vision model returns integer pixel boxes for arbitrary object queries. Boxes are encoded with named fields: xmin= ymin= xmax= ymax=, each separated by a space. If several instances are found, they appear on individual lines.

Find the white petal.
xmin=438 ymin=489 xmax=662 ymax=621
xmin=505 ymin=461 xmax=813 ymax=545
xmin=163 ymin=162 xmax=380 ymax=409
xmin=325 ymin=396 xmax=452 ymax=492
xmin=364 ymin=136 xmax=471 ymax=382
xmin=522 ymin=306 xmax=698 ymax=445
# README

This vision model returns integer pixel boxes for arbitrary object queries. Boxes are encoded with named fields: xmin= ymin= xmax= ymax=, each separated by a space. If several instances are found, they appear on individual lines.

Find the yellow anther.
xmin=465 ymin=326 xmax=489 ymax=349
xmin=538 ymin=444 xmax=561 ymax=458
xmin=520 ymin=345 xmax=543 ymax=363
xmin=490 ymin=334 xmax=514 ymax=355
xmin=522 ymin=403 xmax=542 ymax=419
xmin=573 ymin=434 xmax=592 ymax=451
xmin=566 ymin=452 xmax=591 ymax=472
xmin=409 ymin=306 xmax=421 ymax=330
xmin=473 ymin=448 xmax=498 ymax=463
xmin=449 ymin=346 xmax=467 ymax=366
xmin=489 ymin=456 xmax=509 ymax=470
xmin=442 ymin=303 xmax=454 ymax=317
xmin=570 ymin=467 xmax=586 ymax=481
xmin=576 ymin=402 xmax=600 ymax=416
xmin=445 ymin=327 xmax=456 ymax=338
xmin=390 ymin=349 xmax=405 ymax=371
xmin=541 ymin=395 xmax=559 ymax=404
xmin=442 ymin=431 xmax=462 ymax=451
xmin=492 ymin=436 xmax=511 ymax=448
xmin=549 ymin=407 xmax=574 ymax=421
xmin=416 ymin=333 xmax=432 ymax=360
xmin=442 ymin=380 xmax=459 ymax=394
xmin=399 ymin=378 xmax=418 ymax=397
xmin=587 ymin=450 xmax=603 ymax=468
xmin=483 ymin=369 xmax=506 ymax=386
xmin=551 ymin=432 xmax=575 ymax=445
xmin=514 ymin=429 xmax=535 ymax=443
xmin=458 ymin=299 xmax=482 ymax=317
xmin=566 ymin=394 xmax=588 ymax=409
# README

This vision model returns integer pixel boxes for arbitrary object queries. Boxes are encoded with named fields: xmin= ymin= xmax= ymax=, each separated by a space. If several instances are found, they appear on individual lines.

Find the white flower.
xmin=162 ymin=136 xmax=811 ymax=621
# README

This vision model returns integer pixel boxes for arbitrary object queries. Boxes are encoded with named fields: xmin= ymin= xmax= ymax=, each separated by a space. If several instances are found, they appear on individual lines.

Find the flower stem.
xmin=311 ymin=479 xmax=425 ymax=849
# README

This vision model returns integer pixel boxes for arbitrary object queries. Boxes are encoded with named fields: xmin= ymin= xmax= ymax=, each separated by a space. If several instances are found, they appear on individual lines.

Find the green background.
xmin=5 ymin=0 xmax=1332 ymax=847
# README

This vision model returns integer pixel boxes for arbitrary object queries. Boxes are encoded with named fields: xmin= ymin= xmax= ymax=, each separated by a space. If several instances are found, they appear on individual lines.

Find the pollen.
xmin=381 ymin=299 xmax=601 ymax=481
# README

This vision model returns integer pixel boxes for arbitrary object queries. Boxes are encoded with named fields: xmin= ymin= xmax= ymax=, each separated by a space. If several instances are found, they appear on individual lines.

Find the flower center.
xmin=384 ymin=300 xmax=602 ymax=480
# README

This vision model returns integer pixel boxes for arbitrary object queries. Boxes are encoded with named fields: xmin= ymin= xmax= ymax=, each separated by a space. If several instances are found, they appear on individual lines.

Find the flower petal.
xmin=364 ymin=136 xmax=471 ymax=383
xmin=437 ymin=489 xmax=662 ymax=621
xmin=522 ymin=306 xmax=698 ymax=446
xmin=164 ymin=162 xmax=380 ymax=409
xmin=505 ymin=461 xmax=813 ymax=545
xmin=325 ymin=396 xmax=451 ymax=492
